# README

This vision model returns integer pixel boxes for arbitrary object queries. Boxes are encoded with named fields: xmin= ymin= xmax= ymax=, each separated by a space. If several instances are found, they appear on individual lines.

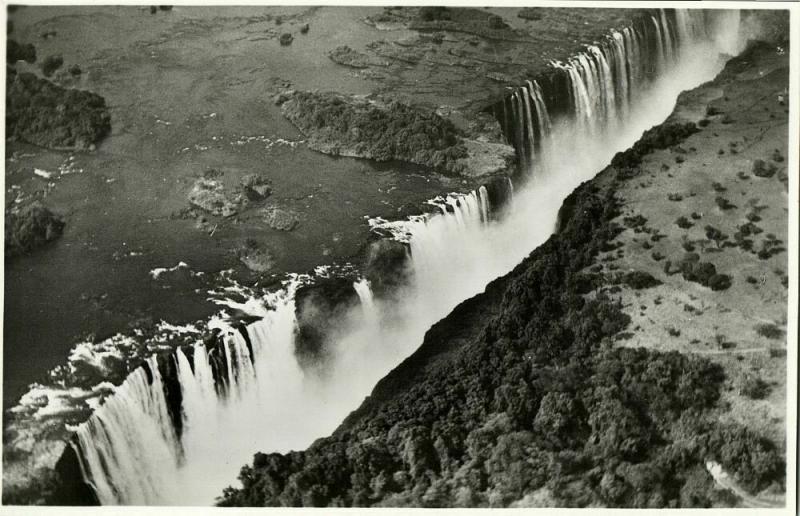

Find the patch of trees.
xmin=5 ymin=202 xmax=65 ymax=259
xmin=6 ymin=69 xmax=111 ymax=149
xmin=280 ymin=91 xmax=468 ymax=174
xmin=7 ymin=39 xmax=36 ymax=64
xmin=611 ymin=122 xmax=699 ymax=170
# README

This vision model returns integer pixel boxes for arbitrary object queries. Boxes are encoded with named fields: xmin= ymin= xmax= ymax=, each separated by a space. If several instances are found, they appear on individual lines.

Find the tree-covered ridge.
xmin=217 ymin=119 xmax=784 ymax=508
xmin=6 ymin=69 xmax=111 ymax=150
xmin=279 ymin=91 xmax=469 ymax=174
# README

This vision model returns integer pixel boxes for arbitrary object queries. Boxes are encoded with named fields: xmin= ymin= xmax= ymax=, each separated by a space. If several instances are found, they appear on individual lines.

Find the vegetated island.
xmin=6 ymin=68 xmax=111 ymax=151
xmin=5 ymin=37 xmax=112 ymax=258
xmin=218 ymin=41 xmax=788 ymax=509
xmin=276 ymin=90 xmax=515 ymax=178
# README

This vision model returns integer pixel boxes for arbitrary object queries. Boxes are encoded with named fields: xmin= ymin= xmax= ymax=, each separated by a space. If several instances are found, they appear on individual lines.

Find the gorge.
xmin=2 ymin=5 xmax=791 ymax=509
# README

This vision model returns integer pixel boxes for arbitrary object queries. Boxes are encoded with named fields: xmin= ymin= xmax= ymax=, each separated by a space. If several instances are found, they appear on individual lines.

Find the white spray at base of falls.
xmin=72 ymin=9 xmax=744 ymax=505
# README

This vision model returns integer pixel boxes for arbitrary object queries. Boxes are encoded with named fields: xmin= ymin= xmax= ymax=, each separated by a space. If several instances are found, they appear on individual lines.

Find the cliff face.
xmin=217 ymin=41 xmax=788 ymax=508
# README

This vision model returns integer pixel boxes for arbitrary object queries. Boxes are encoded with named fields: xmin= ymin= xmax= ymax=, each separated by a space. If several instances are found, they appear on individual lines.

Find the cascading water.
xmin=71 ymin=8 xmax=744 ymax=505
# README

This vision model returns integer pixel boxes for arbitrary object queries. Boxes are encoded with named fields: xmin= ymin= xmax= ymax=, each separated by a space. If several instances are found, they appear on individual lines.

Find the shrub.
xmin=622 ymin=271 xmax=662 ymax=289
xmin=675 ymin=216 xmax=693 ymax=229
xmin=752 ymin=159 xmax=777 ymax=178
xmin=279 ymin=33 xmax=293 ymax=46
xmin=740 ymin=375 xmax=771 ymax=399
xmin=755 ymin=323 xmax=783 ymax=340
xmin=715 ymin=197 xmax=736 ymax=210
xmin=707 ymin=273 xmax=732 ymax=291
xmin=704 ymin=225 xmax=728 ymax=248
xmin=6 ymin=39 xmax=36 ymax=64
xmin=41 ymin=54 xmax=63 ymax=77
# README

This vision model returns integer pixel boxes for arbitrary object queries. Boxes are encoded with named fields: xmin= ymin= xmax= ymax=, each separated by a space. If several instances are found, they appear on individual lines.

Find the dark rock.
xmin=483 ymin=175 xmax=513 ymax=215
xmin=300 ymin=23 xmax=310 ymax=34
xmin=5 ymin=202 xmax=65 ymax=259
xmin=234 ymin=239 xmax=274 ymax=273
xmin=50 ymin=440 xmax=100 ymax=505
xmin=294 ymin=277 xmax=359 ymax=367
xmin=68 ymin=64 xmax=82 ymax=76
xmin=363 ymin=238 xmax=410 ymax=297
xmin=240 ymin=174 xmax=272 ymax=201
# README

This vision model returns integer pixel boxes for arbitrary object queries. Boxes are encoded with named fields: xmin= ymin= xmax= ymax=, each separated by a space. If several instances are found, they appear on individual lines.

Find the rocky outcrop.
xmin=328 ymin=46 xmax=388 ymax=68
xmin=5 ymin=70 xmax=111 ymax=150
xmin=294 ymin=278 xmax=359 ymax=367
xmin=363 ymin=238 xmax=410 ymax=298
xmin=234 ymin=239 xmax=274 ymax=273
xmin=5 ymin=203 xmax=65 ymax=259
xmin=261 ymin=206 xmax=299 ymax=231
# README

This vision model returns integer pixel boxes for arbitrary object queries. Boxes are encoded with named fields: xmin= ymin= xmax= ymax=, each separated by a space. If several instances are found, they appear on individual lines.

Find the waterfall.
xmin=73 ymin=357 xmax=182 ymax=504
xmin=69 ymin=8 xmax=743 ymax=506
xmin=509 ymin=8 xmax=731 ymax=177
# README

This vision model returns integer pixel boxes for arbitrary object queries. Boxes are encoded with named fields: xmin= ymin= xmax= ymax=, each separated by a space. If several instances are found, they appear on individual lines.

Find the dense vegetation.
xmin=218 ymin=121 xmax=783 ymax=507
xmin=5 ymin=202 xmax=66 ymax=259
xmin=6 ymin=69 xmax=111 ymax=149
xmin=280 ymin=91 xmax=468 ymax=174
xmin=7 ymin=39 xmax=37 ymax=64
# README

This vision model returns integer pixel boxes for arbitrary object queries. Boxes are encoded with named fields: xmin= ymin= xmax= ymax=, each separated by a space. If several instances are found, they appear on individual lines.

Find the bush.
xmin=623 ymin=271 xmax=662 ymax=289
xmin=752 ymin=159 xmax=777 ymax=178
xmin=755 ymin=323 xmax=783 ymax=340
xmin=675 ymin=216 xmax=693 ymax=229
xmin=279 ymin=33 xmax=293 ymax=46
xmin=41 ymin=54 xmax=63 ymax=77
xmin=715 ymin=196 xmax=736 ymax=210
xmin=704 ymin=225 xmax=728 ymax=248
xmin=6 ymin=39 xmax=36 ymax=64
xmin=707 ymin=273 xmax=732 ymax=291
xmin=740 ymin=375 xmax=771 ymax=399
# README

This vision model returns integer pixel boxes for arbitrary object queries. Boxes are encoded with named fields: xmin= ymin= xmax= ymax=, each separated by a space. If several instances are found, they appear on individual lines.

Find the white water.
xmin=73 ymin=9 xmax=744 ymax=506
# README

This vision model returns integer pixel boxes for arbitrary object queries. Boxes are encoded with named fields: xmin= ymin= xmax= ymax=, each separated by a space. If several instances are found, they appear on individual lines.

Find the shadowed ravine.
xmin=65 ymin=9 xmax=745 ymax=506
